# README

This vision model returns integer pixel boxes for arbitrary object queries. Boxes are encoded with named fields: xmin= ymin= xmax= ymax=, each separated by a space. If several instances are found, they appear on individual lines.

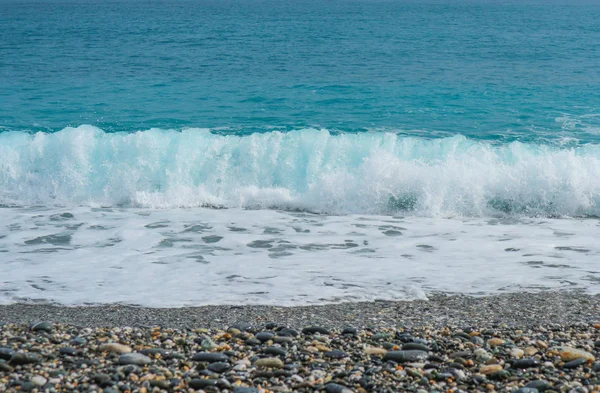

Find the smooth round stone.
xmin=71 ymin=337 xmax=86 ymax=346
xmin=207 ymin=362 xmax=230 ymax=373
xmin=31 ymin=376 xmax=47 ymax=387
xmin=342 ymin=327 xmax=358 ymax=335
xmin=118 ymin=353 xmax=152 ymax=366
xmin=245 ymin=338 xmax=262 ymax=346
xmin=254 ymin=357 xmax=284 ymax=368
xmin=234 ymin=388 xmax=259 ymax=393
xmin=383 ymin=350 xmax=428 ymax=363
xmin=273 ymin=336 xmax=293 ymax=344
xmin=230 ymin=322 xmax=253 ymax=332
xmin=563 ymin=358 xmax=588 ymax=368
xmin=192 ymin=352 xmax=229 ymax=363
xmin=557 ymin=347 xmax=595 ymax=362
xmin=189 ymin=379 xmax=218 ymax=389
xmin=511 ymin=358 xmax=541 ymax=369
xmin=264 ymin=322 xmax=277 ymax=330
xmin=9 ymin=353 xmax=39 ymax=365
xmin=30 ymin=321 xmax=53 ymax=333
xmin=276 ymin=328 xmax=299 ymax=337
xmin=373 ymin=333 xmax=393 ymax=341
xmin=264 ymin=347 xmax=287 ymax=357
xmin=255 ymin=332 xmax=275 ymax=342
xmin=302 ymin=326 xmax=331 ymax=335
xmin=59 ymin=347 xmax=77 ymax=356
xmin=0 ymin=362 xmax=13 ymax=372
xmin=525 ymin=380 xmax=551 ymax=391
xmin=325 ymin=382 xmax=354 ymax=393
xmin=514 ymin=389 xmax=539 ymax=393
xmin=99 ymin=343 xmax=132 ymax=354
xmin=325 ymin=350 xmax=349 ymax=359
xmin=0 ymin=347 xmax=14 ymax=360
xmin=471 ymin=336 xmax=485 ymax=345
xmin=488 ymin=370 xmax=511 ymax=381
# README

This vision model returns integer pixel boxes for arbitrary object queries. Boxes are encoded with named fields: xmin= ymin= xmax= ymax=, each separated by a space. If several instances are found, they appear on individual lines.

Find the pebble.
xmin=192 ymin=352 xmax=230 ymax=362
xmin=488 ymin=338 xmax=505 ymax=347
xmin=325 ymin=383 xmax=354 ymax=393
xmin=264 ymin=346 xmax=286 ymax=357
xmin=99 ymin=343 xmax=132 ymax=354
xmin=325 ymin=349 xmax=349 ymax=359
xmin=207 ymin=361 xmax=231 ymax=373
xmin=383 ymin=350 xmax=428 ymax=363
xmin=525 ymin=380 xmax=551 ymax=391
xmin=302 ymin=326 xmax=331 ymax=335
xmin=254 ymin=357 xmax=284 ymax=368
xmin=512 ymin=358 xmax=541 ymax=369
xmin=480 ymin=364 xmax=504 ymax=374
xmin=510 ymin=348 xmax=525 ymax=358
xmin=563 ymin=358 xmax=588 ymax=368
xmin=558 ymin=347 xmax=595 ymax=362
xmin=31 ymin=375 xmax=47 ymax=387
xmin=189 ymin=378 xmax=218 ymax=389
xmin=364 ymin=347 xmax=387 ymax=356
xmin=30 ymin=322 xmax=53 ymax=333
xmin=256 ymin=332 xmax=275 ymax=342
xmin=118 ymin=353 xmax=152 ymax=365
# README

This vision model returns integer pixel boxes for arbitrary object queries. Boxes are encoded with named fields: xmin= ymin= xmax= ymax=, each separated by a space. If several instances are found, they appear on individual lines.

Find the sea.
xmin=1 ymin=0 xmax=599 ymax=306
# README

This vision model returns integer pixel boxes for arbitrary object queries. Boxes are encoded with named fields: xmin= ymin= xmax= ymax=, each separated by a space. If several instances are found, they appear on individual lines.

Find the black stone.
xmin=488 ymin=370 xmax=511 ymax=381
xmin=324 ymin=349 xmax=349 ymax=359
xmin=276 ymin=328 xmax=299 ymax=337
xmin=207 ymin=362 xmax=230 ymax=373
xmin=9 ymin=353 xmax=39 ymax=365
xmin=234 ymin=388 xmax=259 ymax=393
xmin=264 ymin=347 xmax=287 ymax=357
xmin=383 ymin=350 xmax=428 ymax=363
xmin=255 ymin=332 xmax=275 ymax=342
xmin=189 ymin=379 xmax=218 ymax=389
xmin=511 ymin=358 xmax=540 ymax=369
xmin=30 ymin=322 xmax=53 ymax=333
xmin=302 ymin=326 xmax=330 ymax=335
xmin=325 ymin=383 xmax=352 ymax=393
xmin=264 ymin=322 xmax=277 ymax=330
xmin=525 ymin=380 xmax=550 ymax=391
xmin=192 ymin=352 xmax=229 ymax=363
xmin=0 ymin=347 xmax=14 ymax=361
xmin=342 ymin=327 xmax=358 ymax=335
xmin=563 ymin=358 xmax=587 ymax=368
xmin=59 ymin=347 xmax=77 ymax=356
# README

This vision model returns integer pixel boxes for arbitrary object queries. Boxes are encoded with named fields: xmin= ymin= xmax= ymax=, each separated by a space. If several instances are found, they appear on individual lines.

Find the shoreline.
xmin=1 ymin=291 xmax=598 ymax=328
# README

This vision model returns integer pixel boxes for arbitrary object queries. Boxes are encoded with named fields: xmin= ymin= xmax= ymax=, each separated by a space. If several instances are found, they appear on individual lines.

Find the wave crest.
xmin=1 ymin=125 xmax=600 ymax=217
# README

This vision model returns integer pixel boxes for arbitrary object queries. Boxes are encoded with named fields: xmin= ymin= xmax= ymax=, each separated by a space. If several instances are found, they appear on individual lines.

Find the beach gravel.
xmin=0 ymin=291 xmax=598 ymax=392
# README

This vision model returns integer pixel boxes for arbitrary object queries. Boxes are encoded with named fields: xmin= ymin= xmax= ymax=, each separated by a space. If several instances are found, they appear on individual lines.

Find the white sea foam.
xmin=0 ymin=206 xmax=598 ymax=306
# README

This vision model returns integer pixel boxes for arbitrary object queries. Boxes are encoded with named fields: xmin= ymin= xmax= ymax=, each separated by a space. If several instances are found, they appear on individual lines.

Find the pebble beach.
xmin=1 ymin=292 xmax=599 ymax=393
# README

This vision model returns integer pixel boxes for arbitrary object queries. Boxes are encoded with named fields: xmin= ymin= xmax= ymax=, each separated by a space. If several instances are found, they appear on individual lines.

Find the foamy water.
xmin=1 ymin=206 xmax=598 ymax=306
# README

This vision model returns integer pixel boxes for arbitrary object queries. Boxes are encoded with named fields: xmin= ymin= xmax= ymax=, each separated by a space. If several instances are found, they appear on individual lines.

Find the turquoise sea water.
xmin=1 ymin=0 xmax=599 ymax=140
xmin=1 ymin=0 xmax=600 ymax=305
